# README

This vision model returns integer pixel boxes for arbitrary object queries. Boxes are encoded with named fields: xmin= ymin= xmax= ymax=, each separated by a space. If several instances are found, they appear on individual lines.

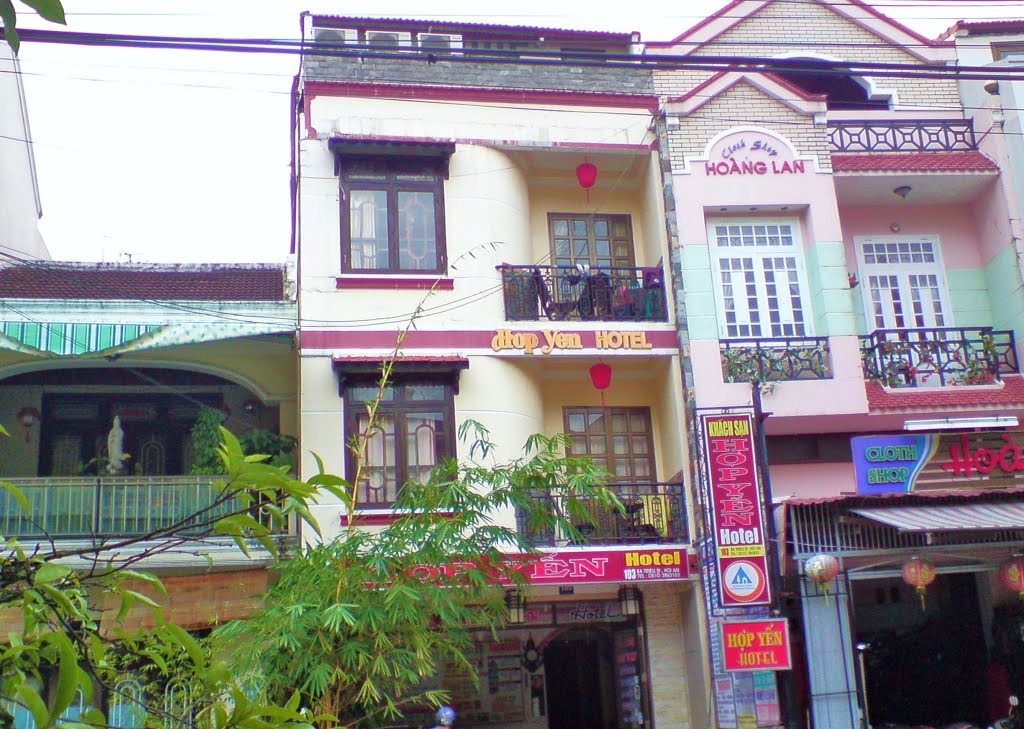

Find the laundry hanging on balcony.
xmin=0 ymin=320 xmax=294 ymax=358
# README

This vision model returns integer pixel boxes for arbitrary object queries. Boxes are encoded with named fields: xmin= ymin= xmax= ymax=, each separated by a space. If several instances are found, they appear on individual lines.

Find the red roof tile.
xmin=0 ymin=263 xmax=286 ymax=301
xmin=832 ymin=151 xmax=999 ymax=173
xmin=865 ymin=376 xmax=1024 ymax=411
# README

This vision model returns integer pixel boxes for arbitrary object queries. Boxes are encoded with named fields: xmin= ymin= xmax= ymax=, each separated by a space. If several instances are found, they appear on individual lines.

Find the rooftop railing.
xmin=828 ymin=120 xmax=977 ymax=153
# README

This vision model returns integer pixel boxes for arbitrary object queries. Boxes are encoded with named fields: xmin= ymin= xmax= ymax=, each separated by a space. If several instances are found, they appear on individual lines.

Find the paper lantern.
xmin=575 ymin=161 xmax=598 ymax=202
xmin=805 ymin=554 xmax=840 ymax=604
xmin=998 ymin=556 xmax=1024 ymax=601
xmin=901 ymin=557 xmax=936 ymax=610
xmin=589 ymin=362 xmax=612 ymax=406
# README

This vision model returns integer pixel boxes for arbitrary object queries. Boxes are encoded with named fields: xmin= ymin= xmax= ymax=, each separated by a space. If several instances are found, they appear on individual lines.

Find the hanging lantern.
xmin=589 ymin=362 xmax=612 ymax=406
xmin=998 ymin=556 xmax=1024 ymax=601
xmin=901 ymin=557 xmax=936 ymax=611
xmin=575 ymin=161 xmax=598 ymax=203
xmin=805 ymin=554 xmax=840 ymax=604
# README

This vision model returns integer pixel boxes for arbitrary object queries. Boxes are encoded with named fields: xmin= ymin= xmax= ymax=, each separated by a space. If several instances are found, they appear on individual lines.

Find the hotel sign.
xmin=490 ymin=329 xmax=654 ymax=355
xmin=721 ymin=619 xmax=792 ymax=672
xmin=700 ymin=413 xmax=772 ymax=607
xmin=852 ymin=431 xmax=1024 ymax=494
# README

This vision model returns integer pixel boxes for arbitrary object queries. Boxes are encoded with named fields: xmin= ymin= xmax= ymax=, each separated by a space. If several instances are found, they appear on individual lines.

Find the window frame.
xmin=562 ymin=406 xmax=657 ymax=483
xmin=854 ymin=234 xmax=953 ymax=331
xmin=343 ymin=378 xmax=456 ymax=508
xmin=707 ymin=217 xmax=814 ymax=340
xmin=547 ymin=213 xmax=636 ymax=270
xmin=338 ymin=157 xmax=448 ymax=275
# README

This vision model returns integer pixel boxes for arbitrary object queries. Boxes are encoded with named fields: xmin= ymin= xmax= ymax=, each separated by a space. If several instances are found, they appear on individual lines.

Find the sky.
xmin=13 ymin=0 xmax=1024 ymax=264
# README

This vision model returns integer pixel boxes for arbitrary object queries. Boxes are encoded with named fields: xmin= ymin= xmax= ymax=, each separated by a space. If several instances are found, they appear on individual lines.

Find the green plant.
xmin=239 ymin=428 xmax=297 ymax=472
xmin=189 ymin=406 xmax=228 ymax=474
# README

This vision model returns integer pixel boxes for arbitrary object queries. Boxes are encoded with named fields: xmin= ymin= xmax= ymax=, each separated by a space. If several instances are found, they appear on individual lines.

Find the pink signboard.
xmin=409 ymin=546 xmax=690 ymax=586
xmin=701 ymin=413 xmax=771 ymax=607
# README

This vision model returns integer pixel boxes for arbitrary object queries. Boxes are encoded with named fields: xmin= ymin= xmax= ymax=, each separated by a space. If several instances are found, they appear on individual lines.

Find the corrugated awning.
xmin=851 ymin=502 xmax=1024 ymax=532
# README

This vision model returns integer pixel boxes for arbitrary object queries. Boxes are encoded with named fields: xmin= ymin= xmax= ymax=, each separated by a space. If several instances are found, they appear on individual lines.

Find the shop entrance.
xmin=543 ymin=628 xmax=619 ymax=729
xmin=853 ymin=572 xmax=986 ymax=727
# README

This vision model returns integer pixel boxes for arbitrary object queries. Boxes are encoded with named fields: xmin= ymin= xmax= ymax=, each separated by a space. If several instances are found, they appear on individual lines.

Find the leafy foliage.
xmin=189 ymin=406 xmax=229 ymax=475
xmin=0 ymin=426 xmax=341 ymax=728
xmin=1 ymin=0 xmax=65 ymax=54
xmin=214 ymin=422 xmax=619 ymax=727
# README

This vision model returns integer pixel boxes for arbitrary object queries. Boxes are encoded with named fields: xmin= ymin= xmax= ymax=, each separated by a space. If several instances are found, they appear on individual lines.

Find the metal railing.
xmin=0 ymin=475 xmax=283 ymax=539
xmin=859 ymin=327 xmax=1018 ymax=388
xmin=516 ymin=481 xmax=687 ymax=547
xmin=827 ymin=120 xmax=977 ymax=153
xmin=720 ymin=336 xmax=832 ymax=382
xmin=498 ymin=264 xmax=668 ymax=322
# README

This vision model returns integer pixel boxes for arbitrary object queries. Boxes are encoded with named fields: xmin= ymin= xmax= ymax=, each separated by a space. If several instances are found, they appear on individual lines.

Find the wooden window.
xmin=345 ymin=381 xmax=455 ymax=507
xmin=549 ymin=214 xmax=635 ymax=270
xmin=563 ymin=406 xmax=655 ymax=482
xmin=340 ymin=159 xmax=447 ymax=274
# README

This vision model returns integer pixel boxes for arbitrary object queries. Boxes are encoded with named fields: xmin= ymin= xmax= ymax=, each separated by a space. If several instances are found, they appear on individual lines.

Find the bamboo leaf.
xmin=20 ymin=0 xmax=65 ymax=24
xmin=49 ymin=636 xmax=77 ymax=720
xmin=1 ymin=0 xmax=20 ymax=55
xmin=16 ymin=682 xmax=48 ymax=729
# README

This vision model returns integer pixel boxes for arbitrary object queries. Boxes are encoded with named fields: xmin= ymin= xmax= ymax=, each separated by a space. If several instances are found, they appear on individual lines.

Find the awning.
xmin=0 ymin=321 xmax=294 ymax=358
xmin=851 ymin=503 xmax=1024 ymax=532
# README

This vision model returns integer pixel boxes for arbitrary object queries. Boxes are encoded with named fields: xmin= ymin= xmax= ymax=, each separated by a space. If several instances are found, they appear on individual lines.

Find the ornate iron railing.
xmin=720 ymin=336 xmax=833 ymax=382
xmin=859 ymin=327 xmax=1018 ymax=388
xmin=827 ymin=120 xmax=977 ymax=153
xmin=0 ymin=475 xmax=286 ymax=539
xmin=516 ymin=481 xmax=687 ymax=547
xmin=498 ymin=264 xmax=668 ymax=322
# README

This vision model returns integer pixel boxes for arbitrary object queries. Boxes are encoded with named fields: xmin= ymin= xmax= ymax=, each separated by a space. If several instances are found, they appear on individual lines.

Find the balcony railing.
xmin=0 ymin=475 xmax=283 ymax=539
xmin=720 ymin=336 xmax=833 ymax=383
xmin=498 ymin=265 xmax=668 ymax=322
xmin=516 ymin=481 xmax=687 ymax=547
xmin=859 ymin=327 xmax=1019 ymax=388
xmin=827 ymin=120 xmax=977 ymax=153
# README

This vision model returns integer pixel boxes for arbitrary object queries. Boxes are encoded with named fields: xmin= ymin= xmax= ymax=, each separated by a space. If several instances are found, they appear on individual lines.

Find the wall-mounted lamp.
xmin=242 ymin=399 xmax=262 ymax=417
xmin=619 ymin=585 xmax=642 ymax=616
xmin=505 ymin=589 xmax=526 ymax=624
xmin=16 ymin=406 xmax=41 ymax=442
xmin=893 ymin=185 xmax=912 ymax=200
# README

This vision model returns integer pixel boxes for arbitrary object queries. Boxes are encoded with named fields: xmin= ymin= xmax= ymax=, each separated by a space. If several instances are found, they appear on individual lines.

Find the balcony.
xmin=827 ymin=120 xmax=977 ymax=153
xmin=498 ymin=265 xmax=668 ymax=323
xmin=859 ymin=327 xmax=1019 ymax=388
xmin=0 ymin=475 xmax=285 ymax=539
xmin=720 ymin=336 xmax=833 ymax=383
xmin=517 ymin=481 xmax=687 ymax=547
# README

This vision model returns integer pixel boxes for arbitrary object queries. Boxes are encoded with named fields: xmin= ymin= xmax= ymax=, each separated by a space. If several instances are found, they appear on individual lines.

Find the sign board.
xmin=411 ymin=546 xmax=690 ymax=586
xmin=852 ymin=431 xmax=1024 ymax=494
xmin=490 ymin=329 xmax=654 ymax=355
xmin=721 ymin=619 xmax=792 ymax=672
xmin=701 ymin=413 xmax=772 ymax=607
xmin=701 ymin=129 xmax=811 ymax=178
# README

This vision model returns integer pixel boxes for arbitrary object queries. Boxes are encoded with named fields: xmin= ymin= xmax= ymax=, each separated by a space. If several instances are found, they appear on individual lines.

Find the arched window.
xmin=773 ymin=58 xmax=890 ymax=111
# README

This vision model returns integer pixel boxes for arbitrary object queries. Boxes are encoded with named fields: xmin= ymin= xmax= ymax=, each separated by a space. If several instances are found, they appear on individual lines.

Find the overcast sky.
xmin=14 ymin=0 xmax=1021 ymax=264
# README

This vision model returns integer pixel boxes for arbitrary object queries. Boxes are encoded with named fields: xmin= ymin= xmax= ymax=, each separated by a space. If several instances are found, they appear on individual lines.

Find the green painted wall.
xmin=983 ymin=243 xmax=1024 ymax=338
xmin=680 ymin=245 xmax=719 ymax=340
xmin=805 ymin=241 xmax=855 ymax=337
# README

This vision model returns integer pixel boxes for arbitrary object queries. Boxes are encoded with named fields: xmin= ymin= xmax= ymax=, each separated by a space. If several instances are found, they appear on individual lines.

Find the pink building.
xmin=652 ymin=1 xmax=1024 ymax=727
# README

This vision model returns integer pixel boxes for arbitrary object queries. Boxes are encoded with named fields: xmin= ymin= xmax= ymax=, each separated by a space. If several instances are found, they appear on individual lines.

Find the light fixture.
xmin=618 ymin=585 xmax=642 ymax=616
xmin=889 ymin=222 xmax=901 ymax=233
xmin=903 ymin=415 xmax=1018 ymax=432
xmin=504 ymin=589 xmax=526 ymax=624
xmin=16 ymin=406 xmax=41 ymax=442
xmin=242 ymin=398 xmax=262 ymax=416
xmin=893 ymin=185 xmax=912 ymax=200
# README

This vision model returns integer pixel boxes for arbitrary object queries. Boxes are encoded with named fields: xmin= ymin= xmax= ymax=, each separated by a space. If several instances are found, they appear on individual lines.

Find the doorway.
xmin=543 ymin=628 xmax=619 ymax=729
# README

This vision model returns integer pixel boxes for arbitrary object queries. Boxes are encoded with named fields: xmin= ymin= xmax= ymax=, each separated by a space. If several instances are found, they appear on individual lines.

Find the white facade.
xmin=0 ymin=46 xmax=49 ymax=262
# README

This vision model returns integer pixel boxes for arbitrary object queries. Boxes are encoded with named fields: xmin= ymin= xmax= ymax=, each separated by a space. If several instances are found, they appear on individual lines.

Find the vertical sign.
xmin=701 ymin=413 xmax=771 ymax=607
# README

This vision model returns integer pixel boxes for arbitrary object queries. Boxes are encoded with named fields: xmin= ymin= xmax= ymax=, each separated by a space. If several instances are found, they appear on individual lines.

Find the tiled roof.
xmin=832 ymin=151 xmax=999 ymax=173
xmin=313 ymin=15 xmax=635 ymax=40
xmin=865 ymin=376 xmax=1024 ymax=411
xmin=940 ymin=19 xmax=1024 ymax=38
xmin=0 ymin=262 xmax=287 ymax=301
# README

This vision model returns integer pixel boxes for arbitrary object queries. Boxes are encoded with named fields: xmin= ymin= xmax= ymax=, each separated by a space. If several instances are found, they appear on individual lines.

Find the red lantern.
xmin=998 ymin=556 xmax=1024 ymax=601
xmin=589 ymin=362 xmax=612 ymax=406
xmin=575 ymin=161 xmax=598 ymax=203
xmin=901 ymin=557 xmax=936 ymax=610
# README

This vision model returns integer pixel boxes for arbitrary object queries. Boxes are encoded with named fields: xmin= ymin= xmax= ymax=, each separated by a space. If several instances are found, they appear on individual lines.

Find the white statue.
xmin=106 ymin=415 xmax=126 ymax=474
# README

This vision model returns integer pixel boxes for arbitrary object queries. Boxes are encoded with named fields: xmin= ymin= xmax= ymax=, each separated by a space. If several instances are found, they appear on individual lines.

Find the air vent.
xmin=312 ymin=28 xmax=356 ymax=45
